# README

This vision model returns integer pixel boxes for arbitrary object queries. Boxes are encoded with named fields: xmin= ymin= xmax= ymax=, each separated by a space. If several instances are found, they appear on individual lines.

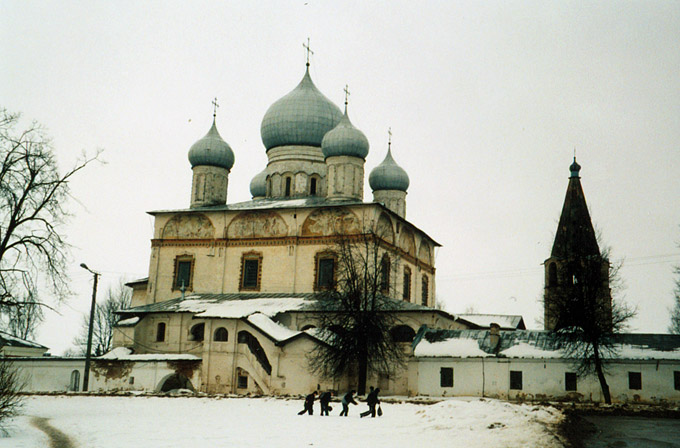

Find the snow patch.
xmin=414 ymin=338 xmax=491 ymax=358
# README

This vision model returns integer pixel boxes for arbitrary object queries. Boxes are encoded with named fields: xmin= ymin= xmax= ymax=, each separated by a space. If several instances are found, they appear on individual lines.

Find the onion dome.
xmin=569 ymin=157 xmax=581 ymax=177
xmin=188 ymin=119 xmax=235 ymax=170
xmin=249 ymin=168 xmax=267 ymax=198
xmin=260 ymin=66 xmax=342 ymax=150
xmin=321 ymin=108 xmax=369 ymax=159
xmin=369 ymin=146 xmax=410 ymax=192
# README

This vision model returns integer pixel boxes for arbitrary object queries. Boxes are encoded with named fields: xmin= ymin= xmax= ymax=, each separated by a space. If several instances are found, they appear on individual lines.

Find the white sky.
xmin=1 ymin=1 xmax=679 ymax=354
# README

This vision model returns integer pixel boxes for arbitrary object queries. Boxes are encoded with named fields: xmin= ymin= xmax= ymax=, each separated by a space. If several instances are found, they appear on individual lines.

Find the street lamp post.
xmin=80 ymin=263 xmax=100 ymax=392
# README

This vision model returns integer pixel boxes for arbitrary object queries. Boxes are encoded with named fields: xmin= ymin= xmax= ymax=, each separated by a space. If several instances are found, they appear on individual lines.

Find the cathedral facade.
xmin=112 ymin=61 xmax=464 ymax=395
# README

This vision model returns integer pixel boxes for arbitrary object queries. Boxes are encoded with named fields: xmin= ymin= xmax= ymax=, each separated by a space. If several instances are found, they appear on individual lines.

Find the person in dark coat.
xmin=339 ymin=390 xmax=357 ymax=416
xmin=298 ymin=391 xmax=317 ymax=415
xmin=319 ymin=391 xmax=333 ymax=416
xmin=360 ymin=387 xmax=380 ymax=418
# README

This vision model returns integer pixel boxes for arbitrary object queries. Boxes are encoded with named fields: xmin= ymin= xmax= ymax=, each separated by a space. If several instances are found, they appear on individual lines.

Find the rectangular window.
xmin=173 ymin=258 xmax=193 ymax=290
xmin=421 ymin=275 xmax=429 ymax=306
xmin=440 ymin=367 xmax=453 ymax=387
xmin=565 ymin=372 xmax=577 ymax=391
xmin=242 ymin=258 xmax=260 ymax=289
xmin=510 ymin=371 xmax=523 ymax=390
xmin=628 ymin=372 xmax=642 ymax=390
xmin=674 ymin=371 xmax=680 ymax=391
xmin=380 ymin=258 xmax=390 ymax=293
xmin=403 ymin=268 xmax=411 ymax=301
xmin=316 ymin=257 xmax=335 ymax=290
xmin=238 ymin=375 xmax=248 ymax=389
xmin=284 ymin=177 xmax=292 ymax=197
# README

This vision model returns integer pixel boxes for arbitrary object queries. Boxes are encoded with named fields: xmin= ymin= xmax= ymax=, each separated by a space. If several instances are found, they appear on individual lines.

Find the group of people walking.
xmin=298 ymin=387 xmax=381 ymax=418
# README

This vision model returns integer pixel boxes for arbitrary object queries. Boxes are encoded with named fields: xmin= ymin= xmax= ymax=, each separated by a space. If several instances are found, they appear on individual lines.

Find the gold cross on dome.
xmin=212 ymin=97 xmax=219 ymax=118
xmin=303 ymin=38 xmax=314 ymax=66
xmin=343 ymin=84 xmax=350 ymax=106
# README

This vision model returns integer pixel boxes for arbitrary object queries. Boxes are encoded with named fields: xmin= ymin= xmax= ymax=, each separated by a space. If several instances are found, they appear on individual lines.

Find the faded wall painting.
xmin=227 ymin=211 xmax=289 ymax=239
xmin=162 ymin=213 xmax=215 ymax=239
xmin=375 ymin=213 xmax=394 ymax=244
xmin=399 ymin=228 xmax=416 ymax=257
xmin=301 ymin=208 xmax=360 ymax=237
xmin=418 ymin=241 xmax=432 ymax=264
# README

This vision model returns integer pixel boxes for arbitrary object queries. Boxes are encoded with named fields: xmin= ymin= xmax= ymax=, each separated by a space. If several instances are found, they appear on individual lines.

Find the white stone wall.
xmin=417 ymin=357 xmax=680 ymax=403
xmin=190 ymin=165 xmax=229 ymax=208
xmin=326 ymin=156 xmax=365 ymax=200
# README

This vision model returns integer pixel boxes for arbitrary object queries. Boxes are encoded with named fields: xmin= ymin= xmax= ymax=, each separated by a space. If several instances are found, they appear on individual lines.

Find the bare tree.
xmin=0 ymin=108 xmax=99 ymax=314
xmin=0 ymin=359 xmax=25 ymax=431
xmin=73 ymin=280 xmax=131 ymax=356
xmin=307 ymin=231 xmax=406 ymax=395
xmin=547 ymin=251 xmax=635 ymax=404
xmin=1 ymin=290 xmax=44 ymax=340
xmin=669 ymin=264 xmax=680 ymax=334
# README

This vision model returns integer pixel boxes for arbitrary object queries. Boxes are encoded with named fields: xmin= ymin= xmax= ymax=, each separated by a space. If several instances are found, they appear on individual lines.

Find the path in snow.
xmin=29 ymin=417 xmax=75 ymax=448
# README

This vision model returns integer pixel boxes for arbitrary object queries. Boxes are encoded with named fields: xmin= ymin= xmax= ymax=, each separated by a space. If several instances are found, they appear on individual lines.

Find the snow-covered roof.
xmin=413 ymin=329 xmax=680 ymax=360
xmin=118 ymin=292 xmax=456 ymax=322
xmin=116 ymin=317 xmax=140 ymax=327
xmin=456 ymin=314 xmax=526 ymax=330
xmin=98 ymin=347 xmax=200 ymax=361
xmin=246 ymin=313 xmax=301 ymax=342
xmin=0 ymin=330 xmax=48 ymax=350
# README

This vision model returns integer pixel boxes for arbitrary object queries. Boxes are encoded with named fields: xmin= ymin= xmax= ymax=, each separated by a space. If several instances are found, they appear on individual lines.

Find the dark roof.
xmin=551 ymin=161 xmax=600 ymax=258
xmin=0 ymin=330 xmax=48 ymax=350
xmin=117 ymin=292 xmax=456 ymax=320
xmin=125 ymin=277 xmax=149 ymax=287
xmin=455 ymin=314 xmax=526 ymax=330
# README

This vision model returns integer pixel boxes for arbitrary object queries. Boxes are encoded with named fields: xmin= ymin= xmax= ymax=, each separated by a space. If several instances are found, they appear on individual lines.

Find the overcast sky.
xmin=2 ymin=1 xmax=679 ymax=354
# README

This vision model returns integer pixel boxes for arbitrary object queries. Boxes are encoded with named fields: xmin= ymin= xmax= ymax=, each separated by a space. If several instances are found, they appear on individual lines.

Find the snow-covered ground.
xmin=0 ymin=395 xmax=565 ymax=447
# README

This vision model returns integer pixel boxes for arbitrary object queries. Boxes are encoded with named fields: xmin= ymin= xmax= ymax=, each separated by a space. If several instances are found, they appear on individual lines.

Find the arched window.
xmin=310 ymin=177 xmax=318 ymax=196
xmin=69 ymin=370 xmax=80 ymax=392
xmin=156 ymin=322 xmax=166 ymax=342
xmin=403 ymin=267 xmax=412 ymax=301
xmin=390 ymin=325 xmax=416 ymax=343
xmin=190 ymin=323 xmax=205 ymax=342
xmin=421 ymin=275 xmax=429 ymax=306
xmin=284 ymin=177 xmax=292 ymax=197
xmin=548 ymin=263 xmax=557 ymax=286
xmin=214 ymin=327 xmax=228 ymax=342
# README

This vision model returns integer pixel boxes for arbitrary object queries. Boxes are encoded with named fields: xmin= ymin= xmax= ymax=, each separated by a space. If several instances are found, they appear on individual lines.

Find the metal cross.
xmin=303 ymin=38 xmax=314 ymax=66
xmin=212 ymin=97 xmax=219 ymax=118
xmin=388 ymin=127 xmax=392 ymax=146
xmin=343 ymin=84 xmax=350 ymax=106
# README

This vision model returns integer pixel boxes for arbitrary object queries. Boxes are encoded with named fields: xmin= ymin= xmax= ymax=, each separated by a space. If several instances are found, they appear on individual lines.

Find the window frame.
xmin=380 ymin=255 xmax=390 ymax=294
xmin=239 ymin=251 xmax=263 ymax=291
xmin=314 ymin=251 xmax=337 ymax=291
xmin=421 ymin=274 xmax=429 ymax=306
xmin=284 ymin=176 xmax=292 ymax=197
xmin=189 ymin=323 xmax=205 ymax=342
xmin=510 ymin=370 xmax=523 ymax=390
xmin=403 ymin=266 xmax=412 ymax=301
xmin=172 ymin=255 xmax=195 ymax=291
xmin=628 ymin=371 xmax=642 ymax=390
xmin=156 ymin=322 xmax=166 ymax=342
xmin=213 ymin=327 xmax=228 ymax=342
xmin=440 ymin=367 xmax=453 ymax=388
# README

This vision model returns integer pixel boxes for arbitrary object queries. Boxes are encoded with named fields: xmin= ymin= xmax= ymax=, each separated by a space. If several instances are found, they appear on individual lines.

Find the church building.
xmin=112 ymin=58 xmax=465 ymax=395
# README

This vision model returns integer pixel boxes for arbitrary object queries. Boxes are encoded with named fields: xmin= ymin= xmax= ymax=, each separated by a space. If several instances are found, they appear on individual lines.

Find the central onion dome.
xmin=369 ymin=146 xmax=410 ymax=192
xmin=188 ymin=119 xmax=235 ymax=170
xmin=321 ymin=108 xmax=369 ymax=159
xmin=260 ymin=66 xmax=342 ymax=150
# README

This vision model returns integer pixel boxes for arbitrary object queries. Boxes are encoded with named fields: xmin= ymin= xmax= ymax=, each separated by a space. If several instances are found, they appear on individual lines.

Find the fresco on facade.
xmin=418 ymin=241 xmax=432 ymax=264
xmin=301 ymin=207 xmax=361 ymax=236
xmin=376 ymin=213 xmax=395 ymax=244
xmin=227 ymin=211 xmax=289 ymax=239
xmin=399 ymin=228 xmax=416 ymax=257
xmin=162 ymin=213 xmax=215 ymax=239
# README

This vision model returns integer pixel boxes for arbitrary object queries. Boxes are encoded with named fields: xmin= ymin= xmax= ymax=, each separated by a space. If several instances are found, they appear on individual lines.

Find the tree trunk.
xmin=593 ymin=340 xmax=611 ymax=404
xmin=357 ymin=349 xmax=368 ymax=395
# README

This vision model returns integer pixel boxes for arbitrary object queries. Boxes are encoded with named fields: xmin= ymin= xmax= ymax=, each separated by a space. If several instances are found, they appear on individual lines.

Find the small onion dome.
xmin=260 ymin=66 xmax=342 ymax=150
xmin=249 ymin=168 xmax=267 ymax=198
xmin=188 ymin=120 xmax=235 ymax=170
xmin=321 ymin=109 xmax=369 ymax=159
xmin=369 ymin=147 xmax=410 ymax=192
xmin=569 ymin=157 xmax=581 ymax=177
